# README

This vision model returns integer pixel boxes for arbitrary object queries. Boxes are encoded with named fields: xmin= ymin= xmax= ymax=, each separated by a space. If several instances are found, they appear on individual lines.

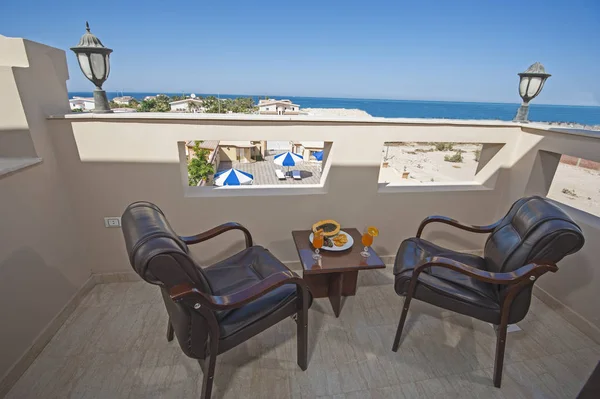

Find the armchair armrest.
xmin=412 ymin=256 xmax=558 ymax=286
xmin=170 ymin=270 xmax=308 ymax=311
xmin=416 ymin=216 xmax=500 ymax=238
xmin=180 ymin=222 xmax=253 ymax=248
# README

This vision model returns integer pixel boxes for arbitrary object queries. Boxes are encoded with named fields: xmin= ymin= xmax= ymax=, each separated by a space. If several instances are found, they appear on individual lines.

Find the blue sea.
xmin=69 ymin=92 xmax=600 ymax=126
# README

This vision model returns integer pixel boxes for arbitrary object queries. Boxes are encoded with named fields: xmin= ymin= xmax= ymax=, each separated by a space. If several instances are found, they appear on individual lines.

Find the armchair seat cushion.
xmin=204 ymin=246 xmax=300 ymax=338
xmin=393 ymin=238 xmax=501 ymax=323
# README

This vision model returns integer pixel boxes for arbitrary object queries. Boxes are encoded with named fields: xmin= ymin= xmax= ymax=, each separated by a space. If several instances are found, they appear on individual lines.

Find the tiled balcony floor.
xmin=7 ymin=268 xmax=599 ymax=398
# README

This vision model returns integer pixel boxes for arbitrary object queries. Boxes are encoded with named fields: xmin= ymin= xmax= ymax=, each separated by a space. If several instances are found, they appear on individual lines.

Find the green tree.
xmin=230 ymin=97 xmax=257 ymax=113
xmin=201 ymin=96 xmax=222 ymax=113
xmin=138 ymin=95 xmax=171 ymax=112
xmin=187 ymin=101 xmax=202 ymax=113
xmin=201 ymin=96 xmax=257 ymax=114
xmin=188 ymin=141 xmax=215 ymax=186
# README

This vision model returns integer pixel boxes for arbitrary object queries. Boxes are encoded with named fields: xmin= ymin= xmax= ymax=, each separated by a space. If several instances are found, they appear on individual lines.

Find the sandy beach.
xmin=379 ymin=142 xmax=600 ymax=216
xmin=379 ymin=143 xmax=482 ymax=184
xmin=302 ymin=108 xmax=372 ymax=117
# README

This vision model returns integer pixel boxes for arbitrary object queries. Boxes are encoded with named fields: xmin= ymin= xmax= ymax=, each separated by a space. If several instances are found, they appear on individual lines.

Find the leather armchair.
xmin=121 ymin=202 xmax=311 ymax=399
xmin=392 ymin=196 xmax=584 ymax=388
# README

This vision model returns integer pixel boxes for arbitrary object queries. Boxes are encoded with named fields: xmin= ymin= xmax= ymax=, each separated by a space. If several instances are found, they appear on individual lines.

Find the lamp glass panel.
xmin=519 ymin=76 xmax=530 ymax=98
xmin=105 ymin=54 xmax=110 ymax=79
xmin=526 ymin=77 xmax=542 ymax=97
xmin=77 ymin=53 xmax=93 ymax=80
xmin=90 ymin=53 xmax=106 ymax=81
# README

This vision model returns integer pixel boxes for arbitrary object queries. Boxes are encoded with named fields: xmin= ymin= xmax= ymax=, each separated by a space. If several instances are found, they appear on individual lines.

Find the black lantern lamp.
xmin=70 ymin=22 xmax=113 ymax=113
xmin=513 ymin=62 xmax=551 ymax=123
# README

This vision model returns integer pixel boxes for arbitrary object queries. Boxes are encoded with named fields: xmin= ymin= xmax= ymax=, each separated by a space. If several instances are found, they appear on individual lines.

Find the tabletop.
xmin=291 ymin=228 xmax=386 ymax=275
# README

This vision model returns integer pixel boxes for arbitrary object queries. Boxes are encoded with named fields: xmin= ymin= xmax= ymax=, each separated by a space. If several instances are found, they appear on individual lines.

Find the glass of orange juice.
xmin=312 ymin=229 xmax=324 ymax=260
xmin=361 ymin=226 xmax=379 ymax=257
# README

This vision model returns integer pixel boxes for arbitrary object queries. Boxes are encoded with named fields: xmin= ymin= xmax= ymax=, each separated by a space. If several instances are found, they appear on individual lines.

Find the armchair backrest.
xmin=484 ymin=196 xmax=584 ymax=274
xmin=484 ymin=196 xmax=584 ymax=323
xmin=121 ymin=201 xmax=213 ymax=358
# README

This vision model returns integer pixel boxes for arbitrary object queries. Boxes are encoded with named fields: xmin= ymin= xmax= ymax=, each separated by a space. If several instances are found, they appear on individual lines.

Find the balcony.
xmin=1 ymin=38 xmax=600 ymax=398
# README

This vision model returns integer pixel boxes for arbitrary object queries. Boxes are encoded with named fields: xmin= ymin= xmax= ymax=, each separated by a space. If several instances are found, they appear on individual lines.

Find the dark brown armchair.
xmin=121 ymin=202 xmax=311 ymax=399
xmin=392 ymin=196 xmax=584 ymax=388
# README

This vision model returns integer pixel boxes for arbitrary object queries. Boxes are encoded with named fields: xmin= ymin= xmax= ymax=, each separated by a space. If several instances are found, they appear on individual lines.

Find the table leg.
xmin=328 ymin=273 xmax=343 ymax=317
xmin=341 ymin=271 xmax=359 ymax=296
xmin=303 ymin=271 xmax=361 ymax=318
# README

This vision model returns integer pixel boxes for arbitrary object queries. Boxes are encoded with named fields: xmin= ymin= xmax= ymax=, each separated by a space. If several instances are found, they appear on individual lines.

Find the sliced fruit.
xmin=312 ymin=219 xmax=341 ymax=237
xmin=367 ymin=226 xmax=379 ymax=237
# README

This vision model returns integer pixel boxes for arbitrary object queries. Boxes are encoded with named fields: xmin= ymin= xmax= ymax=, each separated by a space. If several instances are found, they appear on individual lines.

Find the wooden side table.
xmin=292 ymin=228 xmax=386 ymax=317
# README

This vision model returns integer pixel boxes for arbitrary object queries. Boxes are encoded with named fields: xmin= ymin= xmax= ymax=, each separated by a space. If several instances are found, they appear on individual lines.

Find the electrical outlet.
xmin=104 ymin=217 xmax=121 ymax=228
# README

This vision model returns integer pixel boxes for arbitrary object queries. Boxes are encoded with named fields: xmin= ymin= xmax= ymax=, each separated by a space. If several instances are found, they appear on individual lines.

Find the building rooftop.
xmin=186 ymin=140 xmax=220 ymax=150
xmin=112 ymin=96 xmax=134 ymax=102
xmin=69 ymin=96 xmax=94 ymax=102
xmin=258 ymin=99 xmax=300 ymax=107
xmin=217 ymin=151 xmax=322 ymax=185
xmin=169 ymin=98 xmax=204 ymax=105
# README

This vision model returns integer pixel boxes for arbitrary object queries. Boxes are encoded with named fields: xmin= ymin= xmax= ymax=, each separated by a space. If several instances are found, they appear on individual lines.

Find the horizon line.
xmin=65 ymin=90 xmax=600 ymax=108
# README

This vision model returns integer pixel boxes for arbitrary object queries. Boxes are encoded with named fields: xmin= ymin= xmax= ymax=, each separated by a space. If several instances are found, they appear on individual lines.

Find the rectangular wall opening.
xmin=378 ymin=142 xmax=485 ymax=184
xmin=547 ymin=154 xmax=600 ymax=217
xmin=182 ymin=140 xmax=330 ymax=189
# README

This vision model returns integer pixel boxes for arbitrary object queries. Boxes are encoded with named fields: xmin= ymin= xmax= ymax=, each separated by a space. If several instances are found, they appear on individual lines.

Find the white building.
xmin=257 ymin=99 xmax=300 ymax=115
xmin=69 ymin=97 xmax=95 ymax=111
xmin=112 ymin=96 xmax=134 ymax=105
xmin=143 ymin=95 xmax=157 ymax=101
xmin=169 ymin=98 xmax=204 ymax=112
xmin=292 ymin=141 xmax=325 ymax=161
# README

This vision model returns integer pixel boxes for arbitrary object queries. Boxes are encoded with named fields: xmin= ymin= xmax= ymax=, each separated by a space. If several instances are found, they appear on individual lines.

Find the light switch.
xmin=104 ymin=217 xmax=121 ymax=228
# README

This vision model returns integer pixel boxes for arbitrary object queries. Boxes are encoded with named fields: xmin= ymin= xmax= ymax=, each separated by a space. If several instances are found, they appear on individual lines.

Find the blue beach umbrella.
xmin=273 ymin=151 xmax=304 ymax=172
xmin=214 ymin=168 xmax=254 ymax=186
xmin=313 ymin=151 xmax=323 ymax=161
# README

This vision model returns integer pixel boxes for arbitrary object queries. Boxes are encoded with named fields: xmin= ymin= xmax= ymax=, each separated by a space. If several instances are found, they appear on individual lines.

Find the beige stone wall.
xmin=218 ymin=146 xmax=252 ymax=163
xmin=47 ymin=115 xmax=600 ymax=333
xmin=0 ymin=38 xmax=89 ymax=381
xmin=219 ymin=146 xmax=236 ymax=161
xmin=49 ymin=117 xmax=517 ymax=274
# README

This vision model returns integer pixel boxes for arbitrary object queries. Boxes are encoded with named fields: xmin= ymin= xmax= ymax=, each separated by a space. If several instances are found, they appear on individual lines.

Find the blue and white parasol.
xmin=313 ymin=151 xmax=323 ymax=161
xmin=214 ymin=168 xmax=254 ymax=186
xmin=273 ymin=152 xmax=303 ymax=172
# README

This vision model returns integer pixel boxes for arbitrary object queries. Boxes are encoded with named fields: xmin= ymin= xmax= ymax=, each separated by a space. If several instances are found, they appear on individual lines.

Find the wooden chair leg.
xmin=297 ymin=289 xmax=309 ymax=371
xmin=392 ymin=294 xmax=413 ymax=352
xmin=493 ymin=320 xmax=508 ymax=388
xmin=166 ymin=319 xmax=174 ymax=342
xmin=200 ymin=350 xmax=217 ymax=399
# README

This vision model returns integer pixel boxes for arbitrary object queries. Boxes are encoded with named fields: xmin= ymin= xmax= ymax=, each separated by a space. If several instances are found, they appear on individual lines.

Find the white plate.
xmin=308 ymin=230 xmax=354 ymax=252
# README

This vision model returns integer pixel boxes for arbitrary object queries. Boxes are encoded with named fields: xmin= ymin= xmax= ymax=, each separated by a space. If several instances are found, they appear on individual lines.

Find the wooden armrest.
xmin=416 ymin=216 xmax=500 ymax=238
xmin=413 ymin=256 xmax=558 ymax=285
xmin=180 ymin=222 xmax=253 ymax=248
xmin=170 ymin=270 xmax=307 ymax=311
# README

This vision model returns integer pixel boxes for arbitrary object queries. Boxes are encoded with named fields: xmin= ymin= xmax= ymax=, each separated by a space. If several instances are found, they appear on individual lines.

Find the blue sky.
xmin=1 ymin=0 xmax=599 ymax=105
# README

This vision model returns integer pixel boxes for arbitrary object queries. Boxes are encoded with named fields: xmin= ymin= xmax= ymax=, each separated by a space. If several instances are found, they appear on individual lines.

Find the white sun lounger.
xmin=275 ymin=169 xmax=286 ymax=180
xmin=292 ymin=170 xmax=302 ymax=180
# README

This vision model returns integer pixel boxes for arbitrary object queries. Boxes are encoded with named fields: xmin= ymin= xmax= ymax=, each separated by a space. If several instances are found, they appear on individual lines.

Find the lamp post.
xmin=513 ymin=62 xmax=551 ymax=123
xmin=70 ymin=22 xmax=113 ymax=113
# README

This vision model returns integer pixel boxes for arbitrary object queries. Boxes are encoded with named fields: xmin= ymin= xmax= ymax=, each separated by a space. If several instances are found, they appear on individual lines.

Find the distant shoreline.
xmin=68 ymin=91 xmax=600 ymax=126
xmin=67 ymin=91 xmax=600 ymax=108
